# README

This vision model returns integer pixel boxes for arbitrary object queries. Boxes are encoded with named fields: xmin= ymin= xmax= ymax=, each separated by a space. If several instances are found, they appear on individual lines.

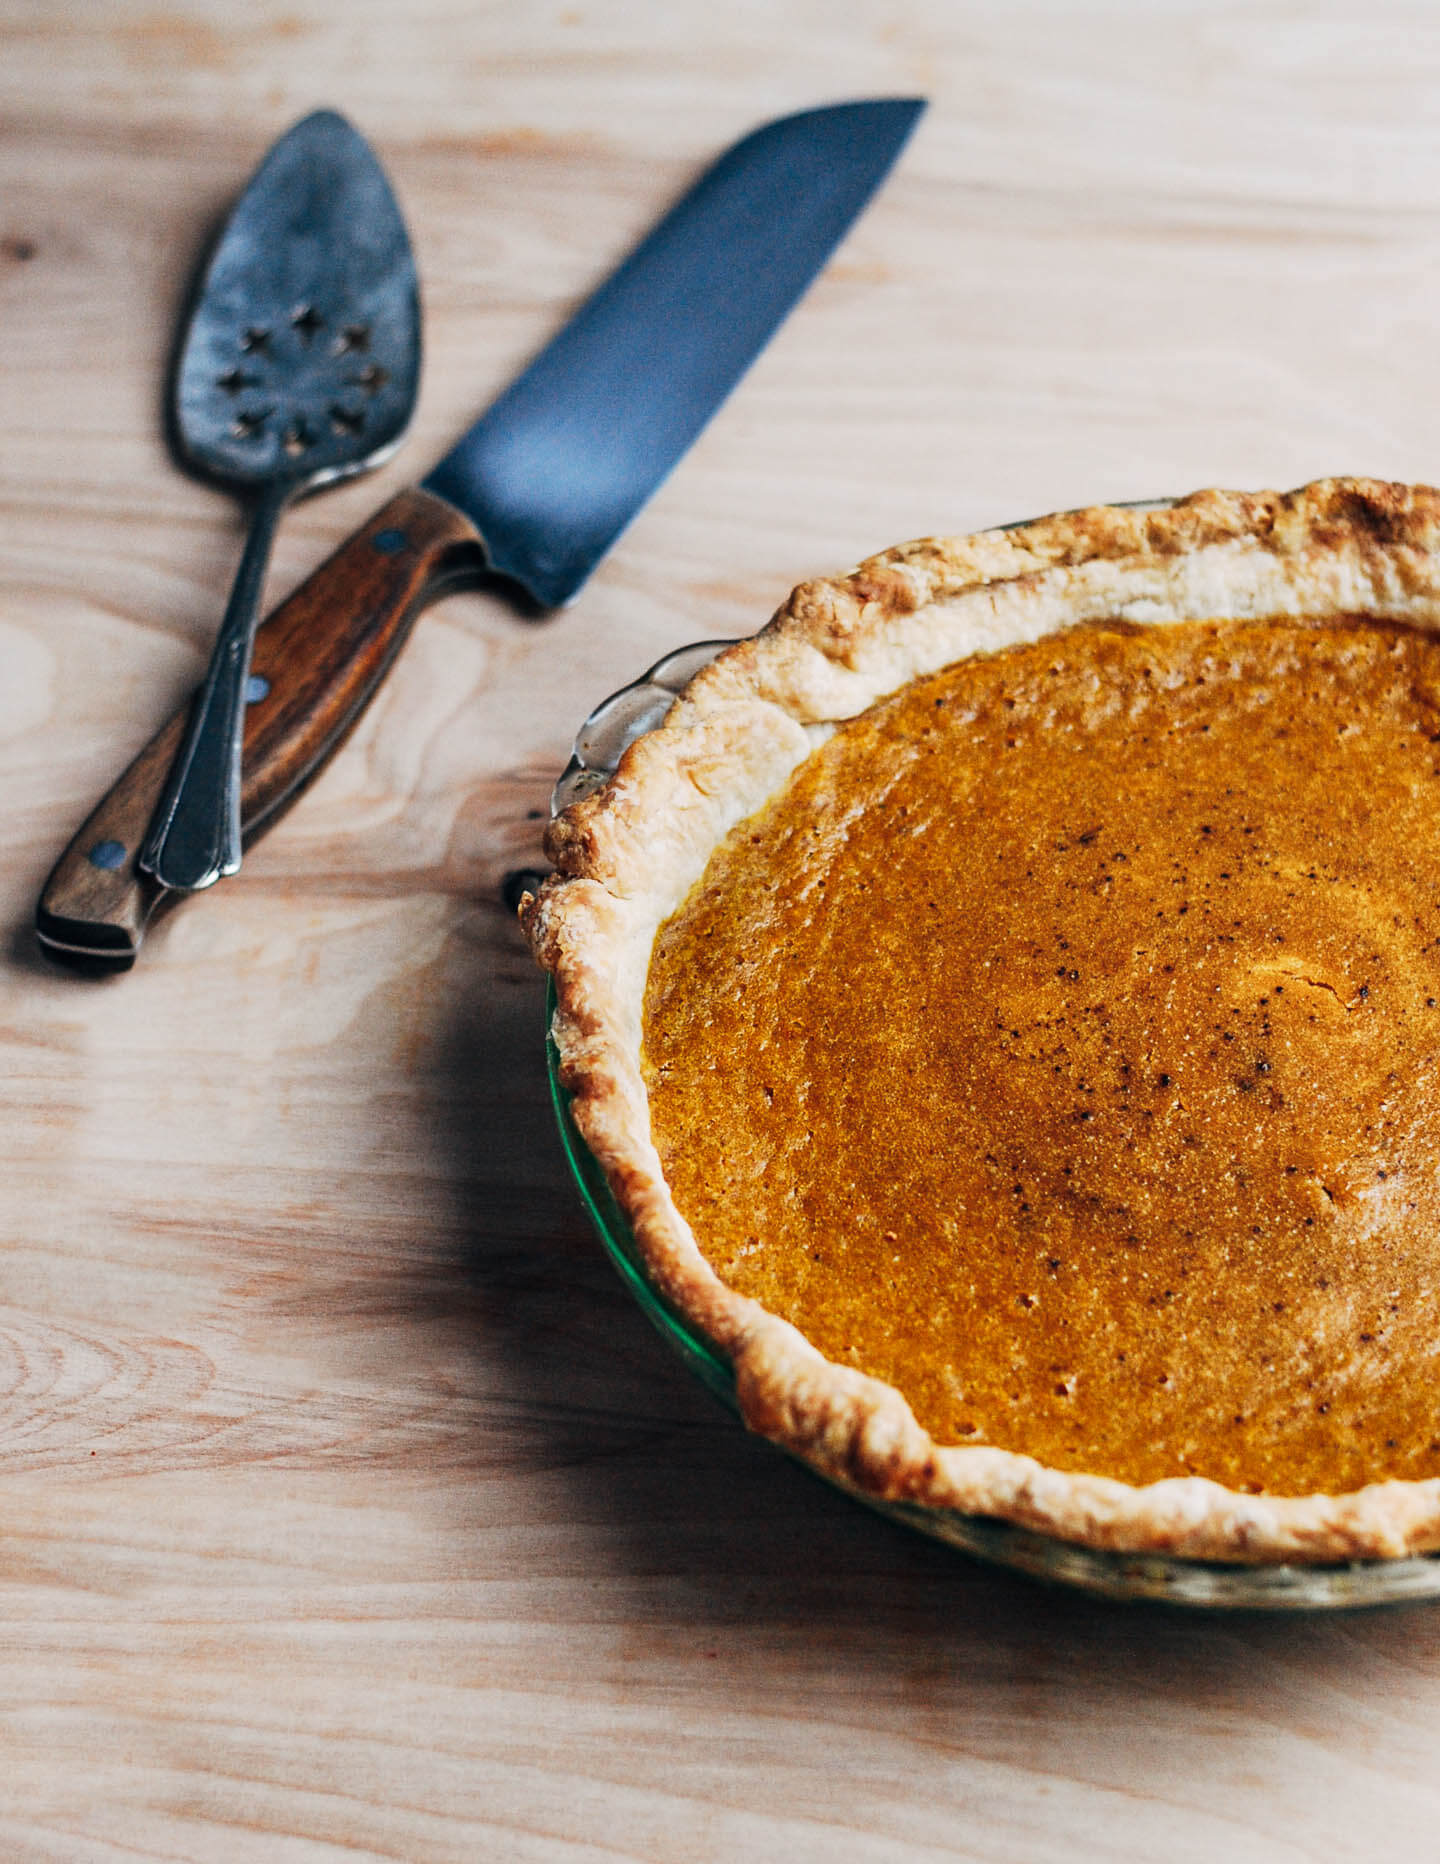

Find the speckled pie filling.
xmin=642 ymin=617 xmax=1440 ymax=1496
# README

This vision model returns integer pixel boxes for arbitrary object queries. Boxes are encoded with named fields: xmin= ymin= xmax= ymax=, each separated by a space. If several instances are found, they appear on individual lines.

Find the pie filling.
xmin=642 ymin=617 xmax=1440 ymax=1496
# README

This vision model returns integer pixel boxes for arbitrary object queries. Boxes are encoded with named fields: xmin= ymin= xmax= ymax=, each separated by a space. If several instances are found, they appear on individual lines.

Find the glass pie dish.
xmin=543 ymin=538 xmax=1440 ymax=1611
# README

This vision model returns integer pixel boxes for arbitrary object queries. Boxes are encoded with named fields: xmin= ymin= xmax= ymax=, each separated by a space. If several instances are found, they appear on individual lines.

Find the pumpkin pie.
xmin=524 ymin=479 xmax=1440 ymax=1563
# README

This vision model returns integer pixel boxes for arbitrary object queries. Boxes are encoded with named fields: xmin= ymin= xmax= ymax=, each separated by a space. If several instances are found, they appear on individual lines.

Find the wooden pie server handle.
xmin=36 ymin=486 xmax=483 ymax=973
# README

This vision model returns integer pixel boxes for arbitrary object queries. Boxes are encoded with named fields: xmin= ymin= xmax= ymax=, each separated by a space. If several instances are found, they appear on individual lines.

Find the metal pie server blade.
xmin=141 ymin=108 xmax=421 ymax=895
xmin=37 ymin=96 xmax=925 ymax=971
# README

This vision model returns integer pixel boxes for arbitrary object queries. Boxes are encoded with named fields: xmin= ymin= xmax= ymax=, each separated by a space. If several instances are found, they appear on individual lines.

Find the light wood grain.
xmin=7 ymin=2 xmax=1440 ymax=1858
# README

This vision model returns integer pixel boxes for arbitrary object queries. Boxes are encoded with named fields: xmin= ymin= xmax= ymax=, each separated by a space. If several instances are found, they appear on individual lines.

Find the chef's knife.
xmin=37 ymin=97 xmax=925 ymax=972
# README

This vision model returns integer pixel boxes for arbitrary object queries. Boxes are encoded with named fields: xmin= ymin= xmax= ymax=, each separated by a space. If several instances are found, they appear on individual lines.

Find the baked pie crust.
xmin=524 ymin=478 xmax=1440 ymax=1564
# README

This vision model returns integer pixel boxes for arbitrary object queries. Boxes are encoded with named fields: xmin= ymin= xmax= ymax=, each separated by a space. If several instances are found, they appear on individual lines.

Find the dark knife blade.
xmin=425 ymin=98 xmax=925 ymax=607
xmin=37 ymin=97 xmax=925 ymax=972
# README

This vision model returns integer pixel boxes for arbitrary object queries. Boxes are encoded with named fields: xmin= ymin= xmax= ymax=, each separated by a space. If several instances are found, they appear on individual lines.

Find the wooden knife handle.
xmin=36 ymin=485 xmax=484 ymax=973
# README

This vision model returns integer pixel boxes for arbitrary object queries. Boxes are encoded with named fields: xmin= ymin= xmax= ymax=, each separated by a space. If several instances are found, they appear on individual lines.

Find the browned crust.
xmin=525 ymin=479 xmax=1440 ymax=1564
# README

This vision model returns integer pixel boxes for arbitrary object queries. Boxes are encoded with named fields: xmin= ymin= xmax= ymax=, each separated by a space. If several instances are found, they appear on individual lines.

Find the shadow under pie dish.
xmin=523 ymin=478 xmax=1440 ymax=1595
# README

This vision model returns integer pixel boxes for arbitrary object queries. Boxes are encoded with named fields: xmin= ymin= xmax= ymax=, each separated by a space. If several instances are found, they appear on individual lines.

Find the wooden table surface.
xmin=7 ymin=3 xmax=1440 ymax=1858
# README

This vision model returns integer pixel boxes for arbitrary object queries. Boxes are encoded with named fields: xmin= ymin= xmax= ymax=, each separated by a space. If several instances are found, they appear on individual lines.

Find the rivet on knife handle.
xmin=36 ymin=488 xmax=483 ymax=973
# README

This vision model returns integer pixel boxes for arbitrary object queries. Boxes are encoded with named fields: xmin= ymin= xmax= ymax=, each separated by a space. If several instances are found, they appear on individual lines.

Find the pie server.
xmin=36 ymin=98 xmax=926 ymax=973
xmin=140 ymin=108 xmax=421 ymax=898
